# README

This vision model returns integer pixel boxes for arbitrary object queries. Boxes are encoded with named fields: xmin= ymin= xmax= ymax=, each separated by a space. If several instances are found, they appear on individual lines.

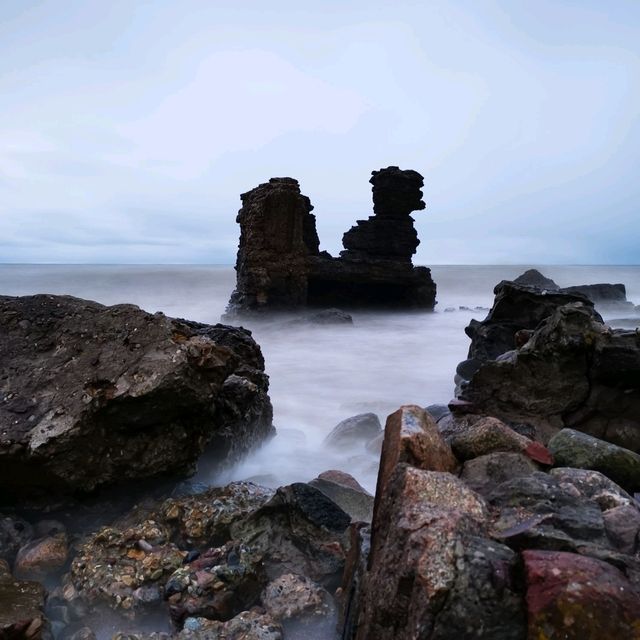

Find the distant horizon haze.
xmin=1 ymin=0 xmax=639 ymax=265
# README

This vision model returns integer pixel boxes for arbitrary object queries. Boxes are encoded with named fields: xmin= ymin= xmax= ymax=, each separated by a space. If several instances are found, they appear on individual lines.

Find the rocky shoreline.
xmin=1 ymin=268 xmax=640 ymax=639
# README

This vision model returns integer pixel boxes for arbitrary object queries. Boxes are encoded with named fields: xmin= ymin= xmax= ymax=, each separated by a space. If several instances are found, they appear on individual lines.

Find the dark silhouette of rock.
xmin=561 ymin=283 xmax=631 ymax=306
xmin=225 ymin=167 xmax=437 ymax=315
xmin=459 ymin=302 xmax=640 ymax=453
xmin=513 ymin=268 xmax=559 ymax=290
xmin=0 ymin=294 xmax=274 ymax=502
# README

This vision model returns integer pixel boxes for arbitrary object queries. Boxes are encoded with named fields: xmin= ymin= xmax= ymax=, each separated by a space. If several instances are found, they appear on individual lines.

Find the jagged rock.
xmin=548 ymin=429 xmax=640 ymax=493
xmin=226 ymin=167 xmax=437 ymax=315
xmin=450 ymin=416 xmax=533 ymax=460
xmin=489 ymin=472 xmax=611 ymax=552
xmin=0 ymin=561 xmax=49 ymax=639
xmin=308 ymin=472 xmax=374 ymax=523
xmin=523 ymin=550 xmax=640 ymax=639
xmin=460 ymin=303 xmax=640 ymax=450
xmin=230 ymin=483 xmax=350 ymax=590
xmin=356 ymin=464 xmax=524 ymax=640
xmin=460 ymin=452 xmax=540 ymax=495
xmin=14 ymin=532 xmax=68 ymax=581
xmin=374 ymin=405 xmax=458 ymax=506
xmin=513 ymin=268 xmax=559 ymax=290
xmin=338 ymin=523 xmax=370 ymax=640
xmin=0 ymin=294 xmax=273 ymax=501
xmin=463 ymin=280 xmax=597 ymax=365
xmin=165 ymin=543 xmax=267 ymax=625
xmin=323 ymin=413 xmax=382 ymax=449
xmin=178 ymin=612 xmax=283 ymax=640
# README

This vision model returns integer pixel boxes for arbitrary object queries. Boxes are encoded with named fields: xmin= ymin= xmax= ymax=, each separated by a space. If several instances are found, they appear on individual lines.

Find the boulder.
xmin=489 ymin=472 xmax=610 ymax=552
xmin=523 ymin=550 xmax=640 ymax=639
xmin=308 ymin=472 xmax=374 ymax=523
xmin=549 ymin=467 xmax=636 ymax=510
xmin=226 ymin=167 xmax=437 ymax=315
xmin=262 ymin=573 xmax=336 ymax=639
xmin=0 ymin=294 xmax=273 ymax=501
xmin=165 ymin=543 xmax=267 ymax=625
xmin=463 ymin=280 xmax=596 ymax=364
xmin=230 ymin=483 xmax=351 ymax=590
xmin=548 ymin=429 xmax=640 ymax=493
xmin=356 ymin=464 xmax=525 ymax=640
xmin=461 ymin=303 xmax=640 ymax=450
xmin=14 ymin=532 xmax=68 ymax=581
xmin=603 ymin=505 xmax=640 ymax=554
xmin=512 ymin=268 xmax=559 ymax=290
xmin=374 ymin=405 xmax=458 ymax=508
xmin=323 ymin=413 xmax=382 ymax=449
xmin=450 ymin=416 xmax=533 ymax=460
xmin=460 ymin=451 xmax=540 ymax=495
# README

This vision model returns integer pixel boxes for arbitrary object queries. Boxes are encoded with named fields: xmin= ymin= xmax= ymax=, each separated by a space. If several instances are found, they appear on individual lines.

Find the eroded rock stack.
xmin=225 ymin=167 xmax=437 ymax=315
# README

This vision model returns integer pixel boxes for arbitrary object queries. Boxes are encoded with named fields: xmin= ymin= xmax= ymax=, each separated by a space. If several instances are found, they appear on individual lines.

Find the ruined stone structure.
xmin=226 ymin=167 xmax=437 ymax=315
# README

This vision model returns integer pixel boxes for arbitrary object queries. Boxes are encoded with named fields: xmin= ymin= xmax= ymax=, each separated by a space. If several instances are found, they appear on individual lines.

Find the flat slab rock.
xmin=0 ymin=294 xmax=274 ymax=501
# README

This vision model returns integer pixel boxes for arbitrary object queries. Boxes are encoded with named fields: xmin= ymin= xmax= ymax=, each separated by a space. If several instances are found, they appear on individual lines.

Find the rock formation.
xmin=225 ymin=167 xmax=436 ymax=315
xmin=455 ymin=282 xmax=640 ymax=453
xmin=0 ymin=294 xmax=274 ymax=502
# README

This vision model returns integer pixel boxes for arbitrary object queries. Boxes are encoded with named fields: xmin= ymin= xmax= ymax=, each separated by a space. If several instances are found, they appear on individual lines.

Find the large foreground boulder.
xmin=0 ymin=294 xmax=274 ymax=502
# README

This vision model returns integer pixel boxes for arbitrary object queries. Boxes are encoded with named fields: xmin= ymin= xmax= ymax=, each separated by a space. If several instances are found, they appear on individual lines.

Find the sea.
xmin=1 ymin=264 xmax=639 ymax=494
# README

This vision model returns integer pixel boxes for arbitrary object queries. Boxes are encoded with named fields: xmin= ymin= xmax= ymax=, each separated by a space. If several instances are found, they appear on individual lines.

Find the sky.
xmin=1 ymin=0 xmax=639 ymax=265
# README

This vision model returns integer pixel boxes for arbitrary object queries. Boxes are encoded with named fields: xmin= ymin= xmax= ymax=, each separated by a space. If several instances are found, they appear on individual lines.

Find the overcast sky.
xmin=1 ymin=0 xmax=639 ymax=264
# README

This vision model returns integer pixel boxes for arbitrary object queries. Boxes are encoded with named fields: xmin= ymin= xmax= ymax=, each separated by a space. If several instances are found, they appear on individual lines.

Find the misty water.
xmin=2 ymin=264 xmax=639 ymax=496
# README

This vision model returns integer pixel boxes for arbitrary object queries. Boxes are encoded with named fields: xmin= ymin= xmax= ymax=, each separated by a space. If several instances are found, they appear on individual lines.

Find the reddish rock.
xmin=523 ymin=440 xmax=554 ymax=465
xmin=603 ymin=505 xmax=640 ymax=554
xmin=374 ymin=405 xmax=458 ymax=502
xmin=14 ymin=532 xmax=68 ymax=581
xmin=523 ymin=550 xmax=640 ymax=639
xmin=0 ymin=563 xmax=48 ymax=639
xmin=357 ymin=464 xmax=524 ymax=640
xmin=316 ymin=470 xmax=368 ymax=493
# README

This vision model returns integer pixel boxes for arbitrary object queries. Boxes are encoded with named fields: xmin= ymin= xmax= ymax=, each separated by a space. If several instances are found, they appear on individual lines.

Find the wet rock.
xmin=69 ymin=519 xmax=185 ymax=614
xmin=460 ymin=451 xmax=540 ymax=495
xmin=513 ymin=268 xmax=559 ymax=290
xmin=549 ymin=429 xmax=640 ymax=493
xmin=464 ymin=280 xmax=595 ymax=363
xmin=159 ymin=482 xmax=275 ymax=548
xmin=0 ymin=562 xmax=49 ymax=639
xmin=523 ymin=549 xmax=640 ymax=639
xmin=603 ymin=505 xmax=640 ymax=554
xmin=14 ymin=532 xmax=68 ymax=581
xmin=357 ymin=464 xmax=524 ymax=640
xmin=374 ymin=405 xmax=458 ymax=507
xmin=64 ymin=627 xmax=96 ymax=640
xmin=0 ymin=514 xmax=33 ymax=564
xmin=0 ymin=294 xmax=273 ymax=502
xmin=489 ymin=472 xmax=610 ymax=551
xmin=308 ymin=472 xmax=374 ymax=523
xmin=549 ymin=467 xmax=636 ymax=510
xmin=165 ymin=543 xmax=266 ymax=625
xmin=230 ymin=483 xmax=350 ymax=590
xmin=324 ymin=413 xmax=382 ymax=449
xmin=450 ymin=416 xmax=532 ymax=460
xmin=262 ymin=573 xmax=336 ymax=638
xmin=179 ymin=611 xmax=283 ymax=640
